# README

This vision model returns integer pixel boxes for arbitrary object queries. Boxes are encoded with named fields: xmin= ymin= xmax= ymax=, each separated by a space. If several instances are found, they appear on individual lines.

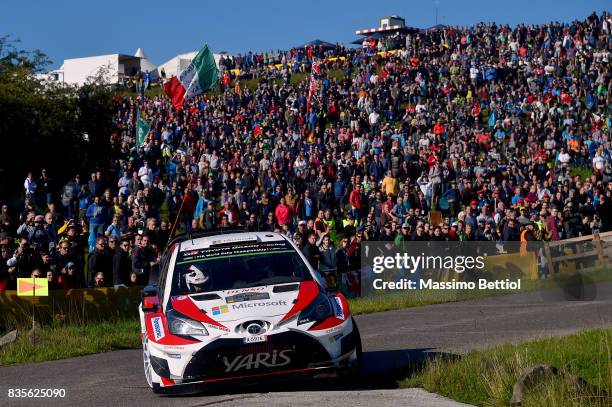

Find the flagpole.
xmin=167 ymin=192 xmax=187 ymax=245
xmin=32 ymin=277 xmax=36 ymax=343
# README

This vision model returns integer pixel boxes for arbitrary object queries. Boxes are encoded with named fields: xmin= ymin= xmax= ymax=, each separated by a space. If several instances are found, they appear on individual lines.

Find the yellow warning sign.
xmin=17 ymin=278 xmax=49 ymax=296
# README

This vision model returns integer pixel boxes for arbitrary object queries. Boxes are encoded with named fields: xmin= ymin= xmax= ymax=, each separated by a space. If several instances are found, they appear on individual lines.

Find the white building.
xmin=45 ymin=48 xmax=158 ymax=87
xmin=157 ymin=51 xmax=224 ymax=79
xmin=355 ymin=15 xmax=418 ymax=36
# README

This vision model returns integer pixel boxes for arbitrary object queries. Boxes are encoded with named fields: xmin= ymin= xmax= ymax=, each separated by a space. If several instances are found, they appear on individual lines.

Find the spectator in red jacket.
xmin=217 ymin=201 xmax=239 ymax=226
xmin=275 ymin=197 xmax=292 ymax=227
xmin=349 ymin=185 xmax=363 ymax=221
xmin=181 ymin=188 xmax=197 ymax=232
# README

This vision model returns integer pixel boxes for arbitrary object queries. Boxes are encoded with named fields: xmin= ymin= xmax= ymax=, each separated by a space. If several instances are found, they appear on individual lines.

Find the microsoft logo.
xmin=212 ymin=305 xmax=229 ymax=315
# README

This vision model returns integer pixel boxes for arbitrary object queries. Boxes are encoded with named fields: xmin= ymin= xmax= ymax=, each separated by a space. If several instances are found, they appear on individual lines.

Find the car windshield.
xmin=170 ymin=241 xmax=312 ymax=295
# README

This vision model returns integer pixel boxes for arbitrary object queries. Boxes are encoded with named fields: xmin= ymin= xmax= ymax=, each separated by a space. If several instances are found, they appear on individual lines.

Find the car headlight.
xmin=298 ymin=294 xmax=333 ymax=324
xmin=167 ymin=310 xmax=209 ymax=336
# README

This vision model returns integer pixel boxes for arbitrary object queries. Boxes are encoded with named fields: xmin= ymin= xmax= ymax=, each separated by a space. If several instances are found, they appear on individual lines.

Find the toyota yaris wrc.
xmin=139 ymin=231 xmax=362 ymax=393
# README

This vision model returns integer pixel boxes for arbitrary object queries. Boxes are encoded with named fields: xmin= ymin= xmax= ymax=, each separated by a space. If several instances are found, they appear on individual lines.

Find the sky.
xmin=2 ymin=0 xmax=609 ymax=70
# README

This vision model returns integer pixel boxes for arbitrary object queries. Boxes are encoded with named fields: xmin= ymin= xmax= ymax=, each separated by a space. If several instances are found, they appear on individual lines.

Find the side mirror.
xmin=141 ymin=285 xmax=159 ymax=312
xmin=318 ymin=268 xmax=339 ymax=294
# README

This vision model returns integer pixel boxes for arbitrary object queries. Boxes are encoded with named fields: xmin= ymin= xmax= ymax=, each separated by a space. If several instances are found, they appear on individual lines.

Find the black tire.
xmin=338 ymin=318 xmax=363 ymax=386
xmin=143 ymin=334 xmax=170 ymax=395
xmin=151 ymin=383 xmax=164 ymax=394
xmin=351 ymin=318 xmax=363 ymax=373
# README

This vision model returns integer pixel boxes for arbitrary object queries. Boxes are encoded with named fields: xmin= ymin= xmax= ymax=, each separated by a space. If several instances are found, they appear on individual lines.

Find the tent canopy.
xmin=422 ymin=24 xmax=447 ymax=32
xmin=134 ymin=48 xmax=158 ymax=76
xmin=294 ymin=39 xmax=336 ymax=50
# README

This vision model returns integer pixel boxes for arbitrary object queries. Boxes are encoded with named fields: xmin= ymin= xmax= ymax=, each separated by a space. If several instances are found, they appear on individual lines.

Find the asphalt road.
xmin=1 ymin=281 xmax=611 ymax=407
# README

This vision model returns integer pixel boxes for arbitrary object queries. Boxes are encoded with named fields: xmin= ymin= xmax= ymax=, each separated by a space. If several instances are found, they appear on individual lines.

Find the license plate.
xmin=243 ymin=335 xmax=267 ymax=344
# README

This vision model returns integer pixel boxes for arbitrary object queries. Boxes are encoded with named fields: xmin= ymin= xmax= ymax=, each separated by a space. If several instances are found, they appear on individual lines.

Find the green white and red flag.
xmin=164 ymin=44 xmax=218 ymax=110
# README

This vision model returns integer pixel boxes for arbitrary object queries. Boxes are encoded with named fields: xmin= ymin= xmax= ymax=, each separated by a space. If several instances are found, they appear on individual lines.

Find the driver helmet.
xmin=185 ymin=265 xmax=210 ymax=292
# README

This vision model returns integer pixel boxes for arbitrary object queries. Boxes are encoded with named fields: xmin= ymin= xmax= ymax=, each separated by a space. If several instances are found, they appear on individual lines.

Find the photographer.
xmin=28 ymin=214 xmax=50 ymax=255
xmin=57 ymin=261 xmax=81 ymax=289
xmin=16 ymin=211 xmax=36 ymax=240
xmin=6 ymin=237 xmax=35 ymax=278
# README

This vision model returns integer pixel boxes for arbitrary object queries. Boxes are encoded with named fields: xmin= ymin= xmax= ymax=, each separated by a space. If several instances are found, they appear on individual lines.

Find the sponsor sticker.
xmin=206 ymin=323 xmax=230 ymax=333
xmin=212 ymin=305 xmax=229 ymax=315
xmin=243 ymin=335 xmax=267 ymax=344
xmin=222 ymin=349 xmax=292 ymax=373
xmin=231 ymin=300 xmax=287 ymax=310
xmin=151 ymin=316 xmax=165 ymax=341
xmin=332 ymin=297 xmax=345 ymax=320
xmin=225 ymin=287 xmax=266 ymax=295
xmin=226 ymin=292 xmax=270 ymax=303
xmin=297 ymin=317 xmax=313 ymax=325
xmin=324 ymin=325 xmax=343 ymax=334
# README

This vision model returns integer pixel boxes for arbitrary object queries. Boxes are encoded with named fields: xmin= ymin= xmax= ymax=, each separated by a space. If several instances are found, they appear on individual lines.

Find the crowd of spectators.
xmin=0 ymin=12 xmax=611 ymax=291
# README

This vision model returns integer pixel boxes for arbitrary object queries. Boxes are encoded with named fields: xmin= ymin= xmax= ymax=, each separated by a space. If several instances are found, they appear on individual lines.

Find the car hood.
xmin=172 ymin=281 xmax=320 ymax=324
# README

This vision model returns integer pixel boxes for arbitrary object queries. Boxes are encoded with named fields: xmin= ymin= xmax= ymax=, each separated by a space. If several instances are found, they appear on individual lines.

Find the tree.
xmin=0 ymin=36 xmax=114 ymax=205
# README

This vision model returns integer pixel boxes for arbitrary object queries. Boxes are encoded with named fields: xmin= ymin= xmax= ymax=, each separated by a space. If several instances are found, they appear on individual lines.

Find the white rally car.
xmin=139 ymin=231 xmax=362 ymax=393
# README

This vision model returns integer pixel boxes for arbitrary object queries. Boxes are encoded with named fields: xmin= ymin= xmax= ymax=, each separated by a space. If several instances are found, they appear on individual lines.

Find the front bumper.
xmin=151 ymin=324 xmax=360 ymax=387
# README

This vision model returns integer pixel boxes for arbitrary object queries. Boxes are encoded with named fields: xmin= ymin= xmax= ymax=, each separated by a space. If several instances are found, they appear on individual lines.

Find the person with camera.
xmin=6 ymin=237 xmax=35 ymax=278
xmin=57 ymin=261 xmax=81 ymax=289
xmin=92 ymin=272 xmax=107 ymax=288
xmin=16 ymin=211 xmax=36 ymax=240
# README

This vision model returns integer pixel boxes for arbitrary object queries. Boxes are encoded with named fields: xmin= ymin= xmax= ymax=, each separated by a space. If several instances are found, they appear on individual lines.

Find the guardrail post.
xmin=544 ymin=242 xmax=554 ymax=276
xmin=594 ymin=233 xmax=604 ymax=265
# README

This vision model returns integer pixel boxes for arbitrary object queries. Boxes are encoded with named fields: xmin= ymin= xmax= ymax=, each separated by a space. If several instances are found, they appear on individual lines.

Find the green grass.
xmin=348 ymin=289 xmax=465 ymax=315
xmin=400 ymin=328 xmax=612 ymax=406
xmin=0 ymin=319 xmax=141 ymax=366
xmin=116 ymin=85 xmax=165 ymax=98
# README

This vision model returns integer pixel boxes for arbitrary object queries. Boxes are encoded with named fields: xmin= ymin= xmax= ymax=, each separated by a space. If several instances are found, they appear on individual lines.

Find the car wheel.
xmin=339 ymin=318 xmax=363 ymax=386
xmin=351 ymin=319 xmax=363 ymax=372
xmin=142 ymin=334 xmax=156 ymax=390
